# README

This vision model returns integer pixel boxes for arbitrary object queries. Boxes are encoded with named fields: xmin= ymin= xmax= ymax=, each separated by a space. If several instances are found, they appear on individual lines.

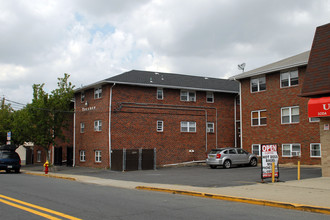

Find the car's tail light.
xmin=19 ymin=158 xmax=21 ymax=165
xmin=216 ymin=153 xmax=221 ymax=159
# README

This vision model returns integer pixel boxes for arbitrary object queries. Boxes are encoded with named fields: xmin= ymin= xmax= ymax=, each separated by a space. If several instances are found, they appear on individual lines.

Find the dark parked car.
xmin=206 ymin=147 xmax=257 ymax=169
xmin=0 ymin=145 xmax=21 ymax=173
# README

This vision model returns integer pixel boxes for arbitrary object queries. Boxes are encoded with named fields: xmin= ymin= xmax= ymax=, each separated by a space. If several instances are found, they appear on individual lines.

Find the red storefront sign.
xmin=308 ymin=97 xmax=330 ymax=117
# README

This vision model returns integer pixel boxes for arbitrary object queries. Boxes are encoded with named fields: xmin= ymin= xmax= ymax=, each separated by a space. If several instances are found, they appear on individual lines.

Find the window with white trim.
xmin=94 ymin=87 xmax=102 ymax=99
xmin=206 ymin=122 xmax=214 ymax=133
xmin=310 ymin=143 xmax=321 ymax=157
xmin=180 ymin=90 xmax=196 ymax=101
xmin=281 ymin=106 xmax=299 ymax=124
xmin=157 ymin=120 xmax=163 ymax=132
xmin=251 ymin=110 xmax=267 ymax=126
xmin=94 ymin=120 xmax=102 ymax=131
xmin=181 ymin=121 xmax=196 ymax=132
xmin=95 ymin=150 xmax=101 ymax=163
xmin=251 ymin=76 xmax=266 ymax=93
xmin=80 ymin=122 xmax=85 ymax=133
xmin=281 ymin=70 xmax=298 ymax=88
xmin=157 ymin=88 xmax=163 ymax=100
xmin=206 ymin=92 xmax=214 ymax=103
xmin=282 ymin=144 xmax=301 ymax=157
xmin=37 ymin=150 xmax=42 ymax=162
xmin=81 ymin=92 xmax=85 ymax=102
xmin=80 ymin=150 xmax=86 ymax=162
xmin=309 ymin=117 xmax=320 ymax=123
xmin=252 ymin=144 xmax=261 ymax=156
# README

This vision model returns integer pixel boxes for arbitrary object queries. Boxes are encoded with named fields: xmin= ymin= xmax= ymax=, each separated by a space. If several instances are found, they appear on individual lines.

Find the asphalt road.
xmin=0 ymin=173 xmax=328 ymax=220
xmin=28 ymin=164 xmax=323 ymax=187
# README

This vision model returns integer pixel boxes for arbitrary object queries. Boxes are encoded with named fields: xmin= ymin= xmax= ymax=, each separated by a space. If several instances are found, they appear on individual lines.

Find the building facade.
xmin=74 ymin=70 xmax=239 ymax=168
xmin=232 ymin=51 xmax=321 ymax=165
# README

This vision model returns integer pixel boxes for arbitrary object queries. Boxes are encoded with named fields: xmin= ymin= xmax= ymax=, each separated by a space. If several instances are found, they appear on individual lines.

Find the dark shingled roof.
xmin=103 ymin=70 xmax=239 ymax=93
xmin=301 ymin=23 xmax=330 ymax=97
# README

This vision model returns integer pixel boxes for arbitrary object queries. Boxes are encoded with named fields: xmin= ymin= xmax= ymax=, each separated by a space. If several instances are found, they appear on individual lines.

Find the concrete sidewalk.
xmin=21 ymin=166 xmax=330 ymax=215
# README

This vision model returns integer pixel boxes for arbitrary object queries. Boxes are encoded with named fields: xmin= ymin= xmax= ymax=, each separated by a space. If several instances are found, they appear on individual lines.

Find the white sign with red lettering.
xmin=261 ymin=144 xmax=279 ymax=179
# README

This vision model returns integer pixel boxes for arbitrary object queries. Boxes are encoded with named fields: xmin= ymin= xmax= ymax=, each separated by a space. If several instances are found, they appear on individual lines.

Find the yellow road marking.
xmin=0 ymin=198 xmax=61 ymax=220
xmin=0 ymin=194 xmax=82 ymax=220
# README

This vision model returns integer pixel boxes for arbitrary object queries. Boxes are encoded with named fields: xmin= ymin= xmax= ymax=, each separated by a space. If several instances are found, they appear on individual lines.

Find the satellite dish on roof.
xmin=238 ymin=63 xmax=246 ymax=72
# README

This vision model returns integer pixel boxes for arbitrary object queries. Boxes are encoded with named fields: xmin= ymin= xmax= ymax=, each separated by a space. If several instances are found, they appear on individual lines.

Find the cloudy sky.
xmin=1 ymin=0 xmax=329 ymax=107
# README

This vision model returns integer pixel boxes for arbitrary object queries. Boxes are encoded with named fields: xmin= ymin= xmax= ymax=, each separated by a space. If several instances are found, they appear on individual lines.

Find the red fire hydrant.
xmin=44 ymin=160 xmax=49 ymax=174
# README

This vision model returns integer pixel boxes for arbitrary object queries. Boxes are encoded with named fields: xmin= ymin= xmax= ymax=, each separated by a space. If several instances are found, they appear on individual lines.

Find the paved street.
xmin=0 ymin=173 xmax=328 ymax=220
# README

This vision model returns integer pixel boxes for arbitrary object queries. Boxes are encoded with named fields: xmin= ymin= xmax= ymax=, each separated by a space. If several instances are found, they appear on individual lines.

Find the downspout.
xmin=109 ymin=83 xmax=116 ymax=169
xmin=234 ymin=96 xmax=237 ymax=148
xmin=239 ymin=81 xmax=243 ymax=149
xmin=73 ymin=97 xmax=76 ymax=167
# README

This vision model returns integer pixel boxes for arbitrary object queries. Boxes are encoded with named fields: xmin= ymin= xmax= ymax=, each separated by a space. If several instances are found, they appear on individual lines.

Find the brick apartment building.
xmin=301 ymin=23 xmax=330 ymax=176
xmin=231 ymin=51 xmax=321 ymax=165
xmin=73 ymin=70 xmax=239 ymax=168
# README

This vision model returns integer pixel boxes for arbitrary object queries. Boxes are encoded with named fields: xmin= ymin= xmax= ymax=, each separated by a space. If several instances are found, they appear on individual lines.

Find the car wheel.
xmin=210 ymin=165 xmax=217 ymax=169
xmin=223 ymin=160 xmax=231 ymax=169
xmin=250 ymin=158 xmax=257 ymax=167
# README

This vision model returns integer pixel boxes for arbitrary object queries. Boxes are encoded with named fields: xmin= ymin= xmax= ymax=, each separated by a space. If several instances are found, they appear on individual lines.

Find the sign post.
xmin=261 ymin=144 xmax=279 ymax=182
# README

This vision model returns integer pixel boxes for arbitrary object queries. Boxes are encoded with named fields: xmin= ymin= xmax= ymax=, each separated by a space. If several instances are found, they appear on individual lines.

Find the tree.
xmin=0 ymin=99 xmax=14 ymax=145
xmin=12 ymin=73 xmax=75 ymax=161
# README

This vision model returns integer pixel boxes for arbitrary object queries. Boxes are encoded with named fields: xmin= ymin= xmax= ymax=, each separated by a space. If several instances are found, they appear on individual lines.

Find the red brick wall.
xmin=240 ymin=66 xmax=321 ymax=165
xmin=74 ymin=84 xmax=237 ymax=167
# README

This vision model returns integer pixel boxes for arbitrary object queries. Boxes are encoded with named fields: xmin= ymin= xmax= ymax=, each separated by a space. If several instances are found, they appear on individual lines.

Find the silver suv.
xmin=206 ymin=148 xmax=257 ymax=169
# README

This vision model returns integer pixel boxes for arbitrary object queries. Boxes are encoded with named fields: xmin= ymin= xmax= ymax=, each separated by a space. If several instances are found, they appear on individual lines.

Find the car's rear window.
xmin=209 ymin=150 xmax=221 ymax=154
xmin=0 ymin=152 xmax=19 ymax=159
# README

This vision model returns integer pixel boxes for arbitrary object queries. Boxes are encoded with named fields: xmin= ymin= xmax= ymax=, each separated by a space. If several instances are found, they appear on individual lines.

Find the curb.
xmin=23 ymin=172 xmax=77 ymax=181
xmin=136 ymin=186 xmax=330 ymax=215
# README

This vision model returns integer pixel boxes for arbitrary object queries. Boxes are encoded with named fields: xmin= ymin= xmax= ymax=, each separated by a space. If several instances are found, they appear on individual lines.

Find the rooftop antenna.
xmin=238 ymin=63 xmax=246 ymax=73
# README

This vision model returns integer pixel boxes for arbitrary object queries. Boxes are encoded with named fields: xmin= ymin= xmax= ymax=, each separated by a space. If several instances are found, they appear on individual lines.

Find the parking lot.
xmin=23 ymin=164 xmax=322 ymax=188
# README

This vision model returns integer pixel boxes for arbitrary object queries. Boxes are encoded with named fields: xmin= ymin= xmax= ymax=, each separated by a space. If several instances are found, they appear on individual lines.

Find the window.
xmin=80 ymin=122 xmax=85 ymax=133
xmin=37 ymin=150 xmax=41 ymax=162
xmin=251 ymin=110 xmax=267 ymax=126
xmin=157 ymin=88 xmax=163 ymax=100
xmin=310 ymin=143 xmax=321 ymax=157
xmin=94 ymin=87 xmax=102 ymax=99
xmin=81 ymin=92 xmax=85 ymax=102
xmin=281 ymin=106 xmax=299 ymax=124
xmin=252 ymin=144 xmax=261 ymax=156
xmin=206 ymin=92 xmax=214 ymax=103
xmin=181 ymin=121 xmax=196 ymax=132
xmin=251 ymin=76 xmax=266 ymax=92
xmin=282 ymin=144 xmax=301 ymax=157
xmin=80 ymin=150 xmax=86 ymax=162
xmin=281 ymin=70 xmax=298 ymax=88
xmin=94 ymin=120 xmax=102 ymax=131
xmin=309 ymin=117 xmax=320 ymax=123
xmin=157 ymin=120 xmax=163 ymax=132
xmin=206 ymin=122 xmax=214 ymax=133
xmin=95 ymin=150 xmax=101 ymax=163
xmin=180 ymin=90 xmax=196 ymax=101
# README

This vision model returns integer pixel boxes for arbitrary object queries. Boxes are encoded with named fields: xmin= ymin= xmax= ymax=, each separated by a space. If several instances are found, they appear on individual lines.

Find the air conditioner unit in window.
xmin=292 ymin=152 xmax=301 ymax=156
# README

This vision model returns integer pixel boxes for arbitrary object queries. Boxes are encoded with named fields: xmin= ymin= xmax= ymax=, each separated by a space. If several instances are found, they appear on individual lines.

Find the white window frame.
xmin=280 ymin=70 xmax=299 ymax=88
xmin=206 ymin=122 xmax=214 ymax=133
xmin=281 ymin=106 xmax=299 ymax=124
xmin=310 ymin=143 xmax=321 ymax=158
xmin=252 ymin=144 xmax=261 ymax=156
xmin=157 ymin=120 xmax=163 ymax=132
xmin=206 ymin=92 xmax=214 ymax=103
xmin=37 ymin=150 xmax=42 ymax=162
xmin=181 ymin=121 xmax=196 ymax=132
xmin=309 ymin=117 xmax=320 ymax=123
xmin=80 ymin=122 xmax=85 ymax=133
xmin=180 ymin=90 xmax=196 ymax=102
xmin=94 ymin=120 xmax=102 ymax=131
xmin=250 ymin=76 xmax=266 ymax=93
xmin=94 ymin=87 xmax=102 ymax=99
xmin=81 ymin=92 xmax=85 ymax=102
xmin=251 ymin=110 xmax=267 ymax=126
xmin=157 ymin=88 xmax=163 ymax=100
xmin=95 ymin=150 xmax=101 ymax=163
xmin=282 ymin=144 xmax=301 ymax=157
xmin=80 ymin=150 xmax=86 ymax=162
